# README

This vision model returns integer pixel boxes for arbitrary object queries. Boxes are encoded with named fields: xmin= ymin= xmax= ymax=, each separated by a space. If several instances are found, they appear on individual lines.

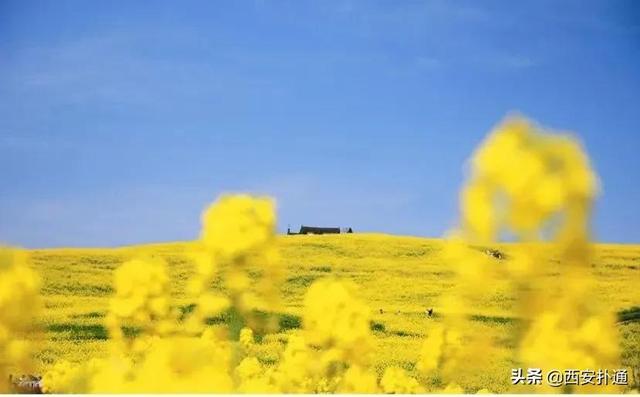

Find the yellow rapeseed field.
xmin=25 ymin=235 xmax=640 ymax=392
xmin=2 ymin=117 xmax=639 ymax=393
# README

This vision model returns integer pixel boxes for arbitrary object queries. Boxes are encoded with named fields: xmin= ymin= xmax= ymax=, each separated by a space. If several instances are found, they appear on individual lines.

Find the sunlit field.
xmin=29 ymin=235 xmax=639 ymax=392
xmin=2 ymin=118 xmax=639 ymax=393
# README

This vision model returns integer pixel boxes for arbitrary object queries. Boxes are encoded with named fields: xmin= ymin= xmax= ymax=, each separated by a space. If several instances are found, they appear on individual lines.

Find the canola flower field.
xmin=2 ymin=117 xmax=639 ymax=393
xmin=29 ymin=235 xmax=640 ymax=392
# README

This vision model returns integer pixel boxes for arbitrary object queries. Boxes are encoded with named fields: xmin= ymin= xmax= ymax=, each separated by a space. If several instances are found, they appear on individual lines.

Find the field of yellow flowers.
xmin=2 ymin=117 xmax=639 ymax=393
xmin=25 ymin=235 xmax=639 ymax=393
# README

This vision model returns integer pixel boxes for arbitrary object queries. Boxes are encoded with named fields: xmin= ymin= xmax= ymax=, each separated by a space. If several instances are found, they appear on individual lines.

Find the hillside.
xmin=30 ymin=234 xmax=639 ymax=392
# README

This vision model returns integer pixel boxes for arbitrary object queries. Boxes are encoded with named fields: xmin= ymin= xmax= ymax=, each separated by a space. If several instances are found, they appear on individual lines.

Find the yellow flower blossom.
xmin=338 ymin=365 xmax=379 ymax=393
xmin=239 ymin=327 xmax=255 ymax=352
xmin=303 ymin=278 xmax=373 ymax=364
xmin=0 ymin=248 xmax=40 ymax=393
xmin=380 ymin=366 xmax=425 ymax=394
xmin=200 ymin=194 xmax=276 ymax=259
xmin=417 ymin=324 xmax=445 ymax=374
xmin=441 ymin=116 xmax=620 ymax=393
xmin=108 ymin=257 xmax=173 ymax=340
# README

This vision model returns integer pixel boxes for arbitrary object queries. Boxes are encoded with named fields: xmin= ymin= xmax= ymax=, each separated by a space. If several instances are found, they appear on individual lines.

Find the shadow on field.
xmin=70 ymin=311 xmax=105 ymax=319
xmin=618 ymin=306 xmax=640 ymax=323
xmin=46 ymin=323 xmax=140 ymax=340
xmin=470 ymin=314 xmax=518 ymax=325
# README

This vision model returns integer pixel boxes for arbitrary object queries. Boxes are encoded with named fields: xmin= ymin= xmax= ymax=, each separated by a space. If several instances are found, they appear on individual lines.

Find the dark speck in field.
xmin=71 ymin=311 xmax=105 ymax=319
xmin=617 ymin=306 xmax=640 ymax=323
xmin=278 ymin=313 xmax=301 ymax=330
xmin=203 ymin=309 xmax=302 ymax=332
xmin=470 ymin=314 xmax=518 ymax=325
xmin=178 ymin=303 xmax=197 ymax=319
xmin=46 ymin=323 xmax=108 ymax=340
xmin=258 ymin=357 xmax=278 ymax=366
xmin=390 ymin=330 xmax=422 ymax=338
xmin=286 ymin=275 xmax=317 ymax=287
xmin=310 ymin=265 xmax=332 ymax=272
xmin=369 ymin=321 xmax=421 ymax=337
xmin=370 ymin=321 xmax=386 ymax=332
xmin=399 ymin=361 xmax=416 ymax=372
xmin=46 ymin=322 xmax=140 ymax=340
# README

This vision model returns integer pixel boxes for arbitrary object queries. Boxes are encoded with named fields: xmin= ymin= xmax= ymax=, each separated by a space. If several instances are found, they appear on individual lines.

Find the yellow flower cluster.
xmin=43 ymin=195 xmax=284 ymax=393
xmin=463 ymin=117 xmax=598 ymax=241
xmin=0 ymin=248 xmax=40 ymax=393
xmin=190 ymin=194 xmax=283 ymax=336
xmin=270 ymin=278 xmax=379 ymax=393
xmin=107 ymin=257 xmax=174 ymax=340
xmin=41 ymin=359 xmax=102 ymax=393
xmin=303 ymin=278 xmax=372 ymax=363
xmin=201 ymin=194 xmax=276 ymax=260
xmin=418 ymin=116 xmax=622 ymax=393
xmin=415 ymin=237 xmax=490 ymax=390
xmin=380 ymin=366 xmax=425 ymax=393
xmin=417 ymin=323 xmax=462 ymax=375
xmin=43 ymin=337 xmax=234 ymax=393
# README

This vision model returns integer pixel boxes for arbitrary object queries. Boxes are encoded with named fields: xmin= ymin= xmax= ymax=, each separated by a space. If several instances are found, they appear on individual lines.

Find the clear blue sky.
xmin=1 ymin=0 xmax=639 ymax=247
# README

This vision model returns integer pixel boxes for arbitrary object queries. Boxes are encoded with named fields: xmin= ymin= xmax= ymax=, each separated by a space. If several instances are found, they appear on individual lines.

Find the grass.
xmin=29 ymin=233 xmax=640 ymax=392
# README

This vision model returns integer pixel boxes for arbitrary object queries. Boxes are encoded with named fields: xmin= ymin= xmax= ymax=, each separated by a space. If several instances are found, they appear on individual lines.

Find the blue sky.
xmin=1 ymin=0 xmax=639 ymax=247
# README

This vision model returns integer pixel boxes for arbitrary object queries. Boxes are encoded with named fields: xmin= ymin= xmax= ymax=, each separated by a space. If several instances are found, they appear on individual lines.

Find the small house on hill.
xmin=287 ymin=225 xmax=353 ymax=235
xmin=300 ymin=226 xmax=340 ymax=234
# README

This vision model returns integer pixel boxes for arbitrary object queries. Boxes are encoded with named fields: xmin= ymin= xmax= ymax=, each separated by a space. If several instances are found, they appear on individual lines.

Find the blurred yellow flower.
xmin=380 ymin=366 xmax=425 ymax=394
xmin=201 ymin=194 xmax=276 ymax=259
xmin=0 ymin=248 xmax=40 ymax=393
xmin=303 ymin=278 xmax=372 ymax=364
